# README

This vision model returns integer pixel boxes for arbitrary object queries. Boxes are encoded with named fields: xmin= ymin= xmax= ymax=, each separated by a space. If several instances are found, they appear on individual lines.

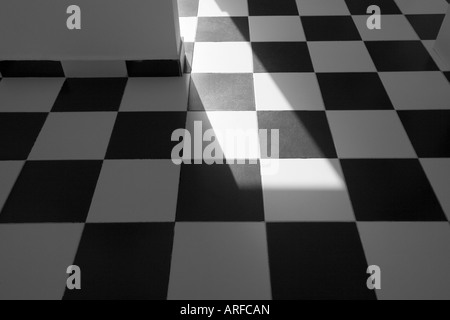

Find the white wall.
xmin=0 ymin=0 xmax=181 ymax=61
xmin=436 ymin=6 xmax=450 ymax=65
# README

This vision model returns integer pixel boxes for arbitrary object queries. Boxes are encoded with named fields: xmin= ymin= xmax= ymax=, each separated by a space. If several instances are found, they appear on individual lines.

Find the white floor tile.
xmin=0 ymin=78 xmax=64 ymax=112
xmin=249 ymin=16 xmax=306 ymax=42
xmin=422 ymin=40 xmax=450 ymax=72
xmin=308 ymin=41 xmax=377 ymax=72
xmin=192 ymin=42 xmax=253 ymax=73
xmin=168 ymin=223 xmax=271 ymax=300
xmin=88 ymin=160 xmax=180 ymax=223
xmin=0 ymin=161 xmax=23 ymax=212
xmin=120 ymin=76 xmax=189 ymax=111
xmin=359 ymin=222 xmax=450 ymax=300
xmin=327 ymin=111 xmax=417 ymax=158
xmin=421 ymin=159 xmax=450 ymax=221
xmin=198 ymin=0 xmax=248 ymax=17
xmin=29 ymin=112 xmax=117 ymax=160
xmin=0 ymin=224 xmax=83 ymax=300
xmin=380 ymin=71 xmax=450 ymax=110
xmin=261 ymin=159 xmax=355 ymax=221
xmin=254 ymin=73 xmax=324 ymax=110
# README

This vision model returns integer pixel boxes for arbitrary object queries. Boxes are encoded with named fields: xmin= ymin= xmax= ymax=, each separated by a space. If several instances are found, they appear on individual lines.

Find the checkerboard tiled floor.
xmin=1 ymin=0 xmax=450 ymax=300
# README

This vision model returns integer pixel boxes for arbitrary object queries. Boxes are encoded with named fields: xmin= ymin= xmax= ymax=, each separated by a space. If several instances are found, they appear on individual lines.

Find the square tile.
xmin=189 ymin=73 xmax=255 ymax=111
xmin=267 ymin=223 xmax=376 ymax=300
xmin=87 ymin=160 xmax=180 ymax=223
xmin=0 ymin=161 xmax=102 ymax=223
xmin=0 ymin=224 xmax=83 ymax=300
xmin=341 ymin=159 xmax=446 ymax=221
xmin=196 ymin=17 xmax=249 ymax=41
xmin=317 ymin=73 xmax=393 ymax=110
xmin=258 ymin=111 xmax=337 ymax=158
xmin=445 ymin=72 xmax=450 ymax=82
xmin=421 ymin=159 xmax=450 ymax=220
xmin=176 ymin=163 xmax=265 ymax=221
xmin=254 ymin=73 xmax=324 ymax=110
xmin=168 ymin=223 xmax=271 ymax=300
xmin=249 ymin=16 xmax=306 ymax=42
xmin=252 ymin=42 xmax=314 ymax=73
xmin=380 ymin=72 xmax=450 ymax=110
xmin=395 ymin=0 xmax=449 ymax=14
xmin=399 ymin=110 xmax=450 ymax=157
xmin=406 ymin=14 xmax=446 ymax=40
xmin=184 ymin=111 xmax=260 ymax=161
xmin=261 ymin=159 xmax=355 ymax=221
xmin=248 ymin=0 xmax=299 ymax=16
xmin=120 ymin=76 xmax=189 ymax=112
xmin=358 ymin=222 xmax=450 ymax=300
xmin=29 ymin=113 xmax=117 ymax=160
xmin=198 ymin=0 xmax=248 ymax=17
xmin=345 ymin=0 xmax=402 ymax=14
xmin=295 ymin=0 xmax=351 ymax=16
xmin=422 ymin=41 xmax=450 ymax=71
xmin=0 ymin=78 xmax=64 ymax=112
xmin=178 ymin=0 xmax=199 ymax=17
xmin=353 ymin=15 xmax=419 ymax=41
xmin=192 ymin=42 xmax=253 ymax=73
xmin=63 ymin=223 xmax=174 ymax=300
xmin=308 ymin=41 xmax=376 ymax=72
xmin=0 ymin=113 xmax=47 ymax=160
xmin=52 ymin=78 xmax=127 ymax=112
xmin=106 ymin=112 xmax=187 ymax=159
xmin=327 ymin=111 xmax=416 ymax=158
xmin=0 ymin=161 xmax=24 ymax=212
xmin=179 ymin=17 xmax=198 ymax=42
xmin=301 ymin=16 xmax=361 ymax=41
xmin=365 ymin=41 xmax=439 ymax=71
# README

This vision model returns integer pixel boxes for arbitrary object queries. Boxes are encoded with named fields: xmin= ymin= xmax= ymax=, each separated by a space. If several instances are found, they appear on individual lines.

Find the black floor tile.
xmin=267 ymin=222 xmax=376 ymax=300
xmin=365 ymin=41 xmax=439 ymax=72
xmin=0 ymin=113 xmax=47 ymax=160
xmin=0 ymin=161 xmax=102 ymax=223
xmin=176 ymin=163 xmax=265 ymax=221
xmin=344 ymin=0 xmax=401 ymax=15
xmin=445 ymin=72 xmax=450 ymax=83
xmin=63 ymin=223 xmax=174 ymax=300
xmin=248 ymin=0 xmax=299 ymax=16
xmin=0 ymin=61 xmax=65 ymax=77
xmin=317 ymin=73 xmax=393 ymax=110
xmin=398 ymin=110 xmax=450 ymax=158
xmin=258 ymin=111 xmax=337 ymax=158
xmin=189 ymin=73 xmax=255 ymax=111
xmin=106 ymin=112 xmax=187 ymax=159
xmin=301 ymin=16 xmax=361 ymax=41
xmin=52 ymin=78 xmax=127 ymax=112
xmin=406 ymin=14 xmax=445 ymax=40
xmin=341 ymin=159 xmax=446 ymax=221
xmin=196 ymin=17 xmax=250 ymax=42
xmin=178 ymin=0 xmax=199 ymax=17
xmin=252 ymin=42 xmax=314 ymax=73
